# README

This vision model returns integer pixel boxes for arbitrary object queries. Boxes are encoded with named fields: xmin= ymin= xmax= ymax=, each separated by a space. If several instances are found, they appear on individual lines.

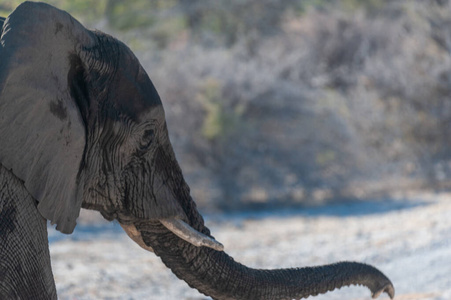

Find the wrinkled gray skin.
xmin=0 ymin=3 xmax=395 ymax=300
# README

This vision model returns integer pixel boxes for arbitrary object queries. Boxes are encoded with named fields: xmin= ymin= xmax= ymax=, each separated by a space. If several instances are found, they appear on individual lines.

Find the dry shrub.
xmin=114 ymin=0 xmax=451 ymax=210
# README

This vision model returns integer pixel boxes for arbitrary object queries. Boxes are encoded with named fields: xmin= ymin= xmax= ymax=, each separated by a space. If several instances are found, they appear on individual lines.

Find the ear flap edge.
xmin=0 ymin=2 xmax=95 ymax=234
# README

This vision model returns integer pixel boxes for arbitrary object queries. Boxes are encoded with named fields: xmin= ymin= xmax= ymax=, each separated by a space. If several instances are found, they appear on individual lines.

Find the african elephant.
xmin=0 ymin=2 xmax=394 ymax=299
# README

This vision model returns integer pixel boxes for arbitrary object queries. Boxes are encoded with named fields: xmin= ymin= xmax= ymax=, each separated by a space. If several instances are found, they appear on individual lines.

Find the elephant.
xmin=0 ymin=2 xmax=395 ymax=300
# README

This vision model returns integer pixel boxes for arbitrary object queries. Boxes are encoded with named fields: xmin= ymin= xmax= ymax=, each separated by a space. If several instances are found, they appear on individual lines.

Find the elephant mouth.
xmin=87 ymin=186 xmax=224 ymax=251
xmin=120 ymin=223 xmax=155 ymax=252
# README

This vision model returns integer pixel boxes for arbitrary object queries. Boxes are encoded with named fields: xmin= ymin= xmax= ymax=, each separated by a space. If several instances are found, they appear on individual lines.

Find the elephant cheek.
xmin=121 ymin=168 xmax=187 ymax=222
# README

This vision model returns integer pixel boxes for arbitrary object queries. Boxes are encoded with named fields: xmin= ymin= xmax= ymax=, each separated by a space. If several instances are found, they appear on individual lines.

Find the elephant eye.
xmin=139 ymin=129 xmax=154 ymax=150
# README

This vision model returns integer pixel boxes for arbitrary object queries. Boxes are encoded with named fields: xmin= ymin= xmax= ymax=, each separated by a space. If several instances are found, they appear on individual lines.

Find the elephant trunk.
xmin=135 ymin=221 xmax=394 ymax=300
xmin=122 ymin=143 xmax=394 ymax=299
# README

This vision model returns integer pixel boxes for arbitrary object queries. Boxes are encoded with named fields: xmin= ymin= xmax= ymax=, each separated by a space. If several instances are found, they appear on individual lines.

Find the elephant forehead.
xmin=108 ymin=60 xmax=163 ymax=122
xmin=139 ymin=105 xmax=166 ymax=123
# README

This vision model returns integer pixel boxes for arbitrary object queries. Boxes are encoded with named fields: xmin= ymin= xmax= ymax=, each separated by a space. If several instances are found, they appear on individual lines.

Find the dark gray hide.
xmin=0 ymin=2 xmax=187 ymax=233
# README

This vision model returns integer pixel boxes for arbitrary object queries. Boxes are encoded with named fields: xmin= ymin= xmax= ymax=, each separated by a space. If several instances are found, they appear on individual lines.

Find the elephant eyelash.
xmin=138 ymin=129 xmax=155 ymax=151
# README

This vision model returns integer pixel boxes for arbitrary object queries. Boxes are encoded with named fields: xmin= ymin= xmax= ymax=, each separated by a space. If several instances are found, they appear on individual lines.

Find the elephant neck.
xmin=0 ymin=165 xmax=57 ymax=299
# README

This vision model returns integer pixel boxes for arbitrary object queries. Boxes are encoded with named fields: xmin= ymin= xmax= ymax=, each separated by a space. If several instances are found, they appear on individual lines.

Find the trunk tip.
xmin=372 ymin=283 xmax=395 ymax=299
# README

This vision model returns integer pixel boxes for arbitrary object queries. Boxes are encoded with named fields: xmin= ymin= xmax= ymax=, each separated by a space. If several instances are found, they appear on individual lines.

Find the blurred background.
xmin=2 ymin=1 xmax=451 ymax=299
xmin=1 ymin=0 xmax=451 ymax=212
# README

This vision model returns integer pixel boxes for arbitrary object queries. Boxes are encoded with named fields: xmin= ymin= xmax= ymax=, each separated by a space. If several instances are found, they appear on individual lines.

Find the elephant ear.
xmin=0 ymin=2 xmax=95 ymax=233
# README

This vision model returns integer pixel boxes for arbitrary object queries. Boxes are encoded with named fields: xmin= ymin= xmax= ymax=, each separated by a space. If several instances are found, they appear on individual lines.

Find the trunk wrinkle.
xmin=136 ymin=221 xmax=394 ymax=300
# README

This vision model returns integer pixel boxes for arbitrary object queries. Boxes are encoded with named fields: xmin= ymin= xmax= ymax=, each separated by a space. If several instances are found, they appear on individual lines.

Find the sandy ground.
xmin=48 ymin=192 xmax=451 ymax=300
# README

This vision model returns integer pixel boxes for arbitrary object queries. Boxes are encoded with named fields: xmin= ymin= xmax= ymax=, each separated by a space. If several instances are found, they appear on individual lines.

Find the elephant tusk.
xmin=160 ymin=218 xmax=224 ymax=251
xmin=120 ymin=223 xmax=154 ymax=252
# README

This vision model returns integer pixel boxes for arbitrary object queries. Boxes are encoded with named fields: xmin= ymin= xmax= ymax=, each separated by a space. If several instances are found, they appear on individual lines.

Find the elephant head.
xmin=0 ymin=2 xmax=394 ymax=299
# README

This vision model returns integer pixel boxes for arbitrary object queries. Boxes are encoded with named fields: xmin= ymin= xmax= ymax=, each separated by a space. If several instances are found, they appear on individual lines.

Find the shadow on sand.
xmin=48 ymin=221 xmax=124 ymax=244
xmin=48 ymin=197 xmax=430 ymax=243
xmin=206 ymin=197 xmax=430 ymax=224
